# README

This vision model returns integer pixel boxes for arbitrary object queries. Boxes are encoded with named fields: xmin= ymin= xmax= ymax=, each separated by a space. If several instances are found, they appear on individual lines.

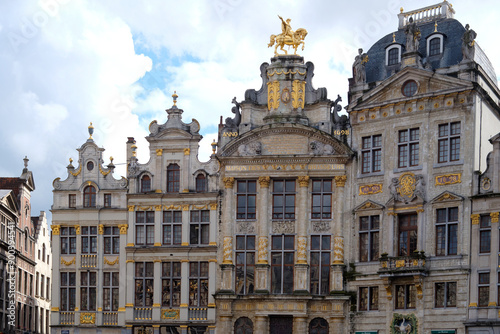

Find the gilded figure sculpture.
xmin=268 ymin=15 xmax=308 ymax=56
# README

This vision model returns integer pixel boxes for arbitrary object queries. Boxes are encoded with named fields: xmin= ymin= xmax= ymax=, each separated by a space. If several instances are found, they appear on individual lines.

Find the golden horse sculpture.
xmin=268 ymin=16 xmax=308 ymax=56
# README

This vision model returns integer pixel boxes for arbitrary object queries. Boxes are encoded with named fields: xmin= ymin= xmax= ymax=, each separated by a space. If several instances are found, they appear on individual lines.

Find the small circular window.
xmin=402 ymin=80 xmax=418 ymax=97
xmin=87 ymin=161 xmax=94 ymax=171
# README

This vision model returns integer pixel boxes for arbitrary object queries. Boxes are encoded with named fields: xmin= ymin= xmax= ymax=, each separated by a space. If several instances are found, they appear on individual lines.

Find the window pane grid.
xmin=136 ymin=211 xmax=155 ymax=245
xmin=271 ymin=235 xmax=294 ymax=294
xmin=190 ymin=210 xmax=210 ymax=245
xmin=435 ymin=208 xmax=458 ymax=256
xmin=162 ymin=262 xmax=181 ymax=307
xmin=438 ymin=122 xmax=460 ymax=163
xmin=189 ymin=262 xmax=209 ymax=307
xmin=135 ymin=262 xmax=154 ymax=307
xmin=310 ymin=235 xmax=331 ymax=295
xmin=361 ymin=135 xmax=382 ymax=173
xmin=429 ymin=37 xmax=441 ymax=56
xmin=237 ymin=180 xmax=257 ymax=220
xmin=235 ymin=235 xmax=255 ymax=295
xmin=311 ymin=179 xmax=332 ymax=219
xmin=359 ymin=216 xmax=379 ymax=262
xmin=398 ymin=128 xmax=419 ymax=168
xmin=388 ymin=48 xmax=399 ymax=65
xmin=272 ymin=180 xmax=296 ymax=220
xmin=163 ymin=211 xmax=182 ymax=245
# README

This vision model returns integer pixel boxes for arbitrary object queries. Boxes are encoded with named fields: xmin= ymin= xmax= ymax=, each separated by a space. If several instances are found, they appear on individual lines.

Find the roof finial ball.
xmin=400 ymin=7 xmax=404 ymax=13
xmin=172 ymin=91 xmax=178 ymax=106
xmin=88 ymin=122 xmax=94 ymax=140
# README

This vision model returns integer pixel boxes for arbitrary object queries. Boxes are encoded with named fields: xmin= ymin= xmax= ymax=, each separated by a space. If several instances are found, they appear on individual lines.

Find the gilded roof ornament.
xmin=88 ymin=122 xmax=94 ymax=140
xmin=268 ymin=15 xmax=308 ymax=57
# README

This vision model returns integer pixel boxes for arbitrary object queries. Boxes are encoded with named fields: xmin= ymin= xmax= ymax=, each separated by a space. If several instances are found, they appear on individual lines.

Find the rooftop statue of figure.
xmin=461 ymin=23 xmax=477 ymax=62
xmin=405 ymin=17 xmax=421 ymax=53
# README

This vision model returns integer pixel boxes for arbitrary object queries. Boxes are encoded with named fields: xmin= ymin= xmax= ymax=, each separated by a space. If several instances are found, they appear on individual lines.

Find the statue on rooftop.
xmin=269 ymin=15 xmax=308 ymax=56
xmin=353 ymin=48 xmax=369 ymax=84
xmin=461 ymin=24 xmax=477 ymax=62
xmin=405 ymin=17 xmax=421 ymax=53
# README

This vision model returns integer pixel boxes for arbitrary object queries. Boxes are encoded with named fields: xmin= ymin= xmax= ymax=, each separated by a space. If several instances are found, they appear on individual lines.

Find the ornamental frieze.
xmin=390 ymin=172 xmax=425 ymax=203
xmin=272 ymin=221 xmax=295 ymax=234
xmin=236 ymin=221 xmax=255 ymax=234
xmin=435 ymin=173 xmax=461 ymax=186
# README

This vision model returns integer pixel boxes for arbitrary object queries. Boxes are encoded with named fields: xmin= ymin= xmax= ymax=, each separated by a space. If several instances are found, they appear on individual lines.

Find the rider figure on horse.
xmin=278 ymin=15 xmax=295 ymax=42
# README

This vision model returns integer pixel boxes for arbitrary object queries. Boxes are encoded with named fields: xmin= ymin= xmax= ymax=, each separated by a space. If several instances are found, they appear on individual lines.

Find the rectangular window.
xmin=167 ymin=164 xmax=180 ymax=193
xmin=237 ymin=180 xmax=257 ymax=220
xmin=163 ymin=211 xmax=182 ymax=245
xmin=135 ymin=262 xmax=154 ymax=307
xmin=68 ymin=194 xmax=76 ymax=208
xmin=435 ymin=282 xmax=457 ymax=308
xmin=310 ymin=235 xmax=330 ymax=295
xmin=436 ymin=207 xmax=458 ymax=256
xmin=271 ymin=235 xmax=294 ymax=294
xmin=189 ymin=262 xmax=209 ymax=307
xmin=398 ymin=128 xmax=419 ymax=168
xmin=359 ymin=286 xmax=379 ymax=311
xmin=60 ymin=227 xmax=76 ymax=254
xmin=60 ymin=272 xmax=76 ymax=311
xmin=46 ymin=277 xmax=50 ymax=301
xmin=104 ymin=226 xmax=120 ymax=254
xmin=189 ymin=210 xmax=210 ymax=245
xmin=235 ymin=235 xmax=255 ymax=295
xmin=311 ymin=179 xmax=332 ymax=219
xmin=480 ymin=215 xmax=491 ymax=253
xmin=35 ymin=272 xmax=39 ymax=297
xmin=103 ymin=272 xmax=119 ymax=311
xmin=162 ymin=262 xmax=181 ymax=307
xmin=136 ymin=211 xmax=155 ymax=245
xmin=40 ymin=275 xmax=44 ymax=298
xmin=438 ymin=122 xmax=461 ymax=163
xmin=395 ymin=284 xmax=416 ymax=309
xmin=80 ymin=271 xmax=96 ymax=311
xmin=81 ymin=226 xmax=97 ymax=254
xmin=104 ymin=193 xmax=111 ymax=208
xmin=272 ymin=180 xmax=296 ymax=220
xmin=398 ymin=214 xmax=418 ymax=256
xmin=361 ymin=135 xmax=382 ymax=173
xmin=359 ymin=215 xmax=380 ymax=262
xmin=478 ymin=273 xmax=490 ymax=307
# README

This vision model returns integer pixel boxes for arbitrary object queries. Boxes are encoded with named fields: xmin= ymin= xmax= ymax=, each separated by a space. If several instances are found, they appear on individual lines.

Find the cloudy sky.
xmin=0 ymin=0 xmax=498 ymax=221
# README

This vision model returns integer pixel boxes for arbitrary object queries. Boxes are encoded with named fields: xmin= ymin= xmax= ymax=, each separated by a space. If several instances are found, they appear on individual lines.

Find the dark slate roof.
xmin=0 ymin=178 xmax=21 ymax=200
xmin=365 ymin=18 xmax=497 ymax=85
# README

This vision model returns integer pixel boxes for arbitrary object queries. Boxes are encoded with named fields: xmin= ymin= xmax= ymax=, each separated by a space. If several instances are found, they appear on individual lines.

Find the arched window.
xmin=24 ymin=232 xmax=28 ymax=253
xmin=309 ymin=318 xmax=329 ymax=334
xmin=141 ymin=175 xmax=151 ymax=193
xmin=42 ymin=243 xmax=46 ymax=262
xmin=167 ymin=164 xmax=180 ymax=193
xmin=234 ymin=317 xmax=253 ymax=334
xmin=83 ymin=186 xmax=96 ymax=208
xmin=428 ymin=37 xmax=441 ymax=56
xmin=196 ymin=174 xmax=207 ymax=193
xmin=387 ymin=47 xmax=400 ymax=65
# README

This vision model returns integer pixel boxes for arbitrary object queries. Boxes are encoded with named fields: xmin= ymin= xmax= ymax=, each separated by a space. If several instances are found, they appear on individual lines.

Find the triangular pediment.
xmin=431 ymin=191 xmax=464 ymax=204
xmin=220 ymin=123 xmax=353 ymax=158
xmin=351 ymin=67 xmax=474 ymax=110
xmin=0 ymin=190 xmax=18 ymax=214
xmin=354 ymin=200 xmax=384 ymax=212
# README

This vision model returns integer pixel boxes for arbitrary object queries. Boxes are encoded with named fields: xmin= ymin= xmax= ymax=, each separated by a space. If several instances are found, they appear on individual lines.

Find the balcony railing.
xmin=134 ymin=307 xmax=152 ymax=320
xmin=60 ymin=312 xmax=75 ymax=325
xmin=378 ymin=253 xmax=427 ymax=276
xmin=81 ymin=254 xmax=97 ymax=268
xmin=188 ymin=307 xmax=208 ymax=321
xmin=103 ymin=312 xmax=118 ymax=325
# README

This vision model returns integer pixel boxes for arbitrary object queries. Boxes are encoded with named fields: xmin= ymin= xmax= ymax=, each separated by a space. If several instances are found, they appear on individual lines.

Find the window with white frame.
xmin=386 ymin=45 xmax=401 ymax=66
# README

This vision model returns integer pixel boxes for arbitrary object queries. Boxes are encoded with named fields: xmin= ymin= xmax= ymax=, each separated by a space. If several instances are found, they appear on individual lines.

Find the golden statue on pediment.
xmin=268 ymin=15 xmax=308 ymax=57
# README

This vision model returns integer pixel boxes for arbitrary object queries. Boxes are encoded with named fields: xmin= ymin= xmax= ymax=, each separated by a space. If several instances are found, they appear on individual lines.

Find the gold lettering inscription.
xmin=225 ymin=164 xmax=345 ymax=172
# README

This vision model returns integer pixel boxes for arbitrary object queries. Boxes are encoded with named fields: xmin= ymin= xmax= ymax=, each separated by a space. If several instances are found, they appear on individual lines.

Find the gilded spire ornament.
xmin=268 ymin=15 xmax=308 ymax=57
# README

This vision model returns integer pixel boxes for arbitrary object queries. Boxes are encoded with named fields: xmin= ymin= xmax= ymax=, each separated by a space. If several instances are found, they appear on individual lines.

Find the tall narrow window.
xmin=189 ymin=262 xmax=209 ymax=307
xmin=310 ymin=235 xmax=330 ymax=295
xmin=136 ymin=211 xmax=155 ymax=245
xmin=103 ymin=272 xmax=119 ymax=311
xmin=359 ymin=215 xmax=380 ymax=262
xmin=272 ymin=180 xmax=296 ymax=220
xmin=478 ymin=273 xmax=490 ymax=307
xmin=104 ymin=226 xmax=120 ymax=254
xmin=479 ymin=215 xmax=491 ymax=253
xmin=435 ymin=282 xmax=457 ymax=308
xmin=361 ymin=135 xmax=382 ymax=174
xmin=68 ymin=194 xmax=76 ymax=208
xmin=141 ymin=175 xmax=151 ymax=193
xmin=438 ymin=122 xmax=461 ymax=163
xmin=235 ymin=235 xmax=255 ymax=295
xmin=398 ymin=128 xmax=419 ymax=168
xmin=60 ymin=227 xmax=76 ymax=254
xmin=35 ymin=272 xmax=39 ymax=297
xmin=311 ymin=179 xmax=332 ymax=219
xmin=40 ymin=275 xmax=44 ymax=298
xmin=189 ymin=210 xmax=210 ymax=245
xmin=81 ymin=226 xmax=97 ymax=254
xmin=46 ymin=277 xmax=50 ymax=301
xmin=135 ymin=262 xmax=154 ymax=307
xmin=60 ymin=272 xmax=76 ymax=311
xmin=395 ymin=284 xmax=416 ymax=309
xmin=398 ymin=214 xmax=418 ymax=256
xmin=167 ymin=164 xmax=180 ymax=193
xmin=271 ymin=235 xmax=294 ymax=294
xmin=163 ymin=211 xmax=182 ymax=245
xmin=359 ymin=286 xmax=379 ymax=311
xmin=83 ymin=186 xmax=96 ymax=208
xmin=237 ymin=180 xmax=257 ymax=220
xmin=387 ymin=47 xmax=400 ymax=65
xmin=162 ymin=262 xmax=181 ymax=307
xmin=80 ymin=271 xmax=96 ymax=311
xmin=429 ymin=37 xmax=441 ymax=56
xmin=436 ymin=207 xmax=458 ymax=256
xmin=196 ymin=174 xmax=207 ymax=193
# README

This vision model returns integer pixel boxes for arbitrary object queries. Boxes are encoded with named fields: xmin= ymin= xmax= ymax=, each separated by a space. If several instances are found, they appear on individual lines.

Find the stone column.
xmin=50 ymin=225 xmax=61 ymax=326
xmin=220 ymin=177 xmax=235 ymax=292
xmin=127 ymin=206 xmax=135 ymax=246
xmin=152 ymin=260 xmax=161 ymax=320
xmin=181 ymin=206 xmax=190 ymax=246
xmin=219 ymin=315 xmax=233 ymax=334
xmin=255 ymin=315 xmax=268 ymax=333
xmin=154 ymin=149 xmax=163 ymax=193
xmin=256 ymin=176 xmax=270 ymax=293
xmin=329 ymin=317 xmax=345 ymax=334
xmin=182 ymin=148 xmax=191 ymax=192
xmin=96 ymin=224 xmax=104 ymax=325
xmin=125 ymin=260 xmax=135 ymax=322
xmin=331 ymin=176 xmax=346 ymax=292
xmin=293 ymin=316 xmax=308 ymax=334
xmin=154 ymin=206 xmax=162 ymax=246
xmin=180 ymin=261 xmax=189 ymax=321
xmin=74 ymin=224 xmax=81 ymax=324
xmin=118 ymin=224 xmax=128 ymax=326
xmin=295 ymin=176 xmax=309 ymax=292
xmin=489 ymin=212 xmax=499 ymax=318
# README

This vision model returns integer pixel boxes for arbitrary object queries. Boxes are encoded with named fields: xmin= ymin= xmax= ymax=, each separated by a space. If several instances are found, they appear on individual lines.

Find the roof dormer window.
xmin=386 ymin=45 xmax=402 ymax=66
xmin=426 ymin=33 xmax=444 ymax=57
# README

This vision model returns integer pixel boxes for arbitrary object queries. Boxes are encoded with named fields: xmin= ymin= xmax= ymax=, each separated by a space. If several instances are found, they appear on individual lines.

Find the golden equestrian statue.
xmin=268 ymin=15 xmax=308 ymax=57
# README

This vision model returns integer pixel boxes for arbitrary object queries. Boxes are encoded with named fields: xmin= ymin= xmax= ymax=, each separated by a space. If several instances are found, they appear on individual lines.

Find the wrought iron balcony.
xmin=60 ymin=312 xmax=75 ymax=325
xmin=103 ymin=312 xmax=118 ymax=325
xmin=378 ymin=252 xmax=427 ymax=277
xmin=188 ymin=307 xmax=208 ymax=321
